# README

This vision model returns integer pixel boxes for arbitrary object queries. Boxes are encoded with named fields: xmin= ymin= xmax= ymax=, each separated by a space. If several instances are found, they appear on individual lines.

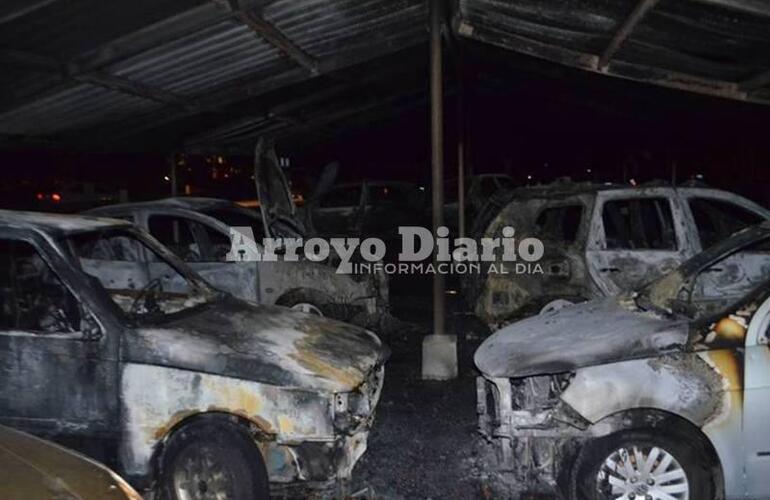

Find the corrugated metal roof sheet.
xmin=458 ymin=0 xmax=770 ymax=103
xmin=109 ymin=19 xmax=284 ymax=96
xmin=0 ymin=83 xmax=162 ymax=135
xmin=265 ymin=0 xmax=426 ymax=59
xmin=0 ymin=0 xmax=767 ymax=152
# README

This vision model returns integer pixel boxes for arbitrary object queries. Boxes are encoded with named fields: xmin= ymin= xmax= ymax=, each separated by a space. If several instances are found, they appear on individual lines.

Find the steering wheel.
xmin=130 ymin=278 xmax=163 ymax=316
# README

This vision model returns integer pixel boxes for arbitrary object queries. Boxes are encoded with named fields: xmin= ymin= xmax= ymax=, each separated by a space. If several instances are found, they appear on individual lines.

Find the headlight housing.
xmin=332 ymin=365 xmax=384 ymax=431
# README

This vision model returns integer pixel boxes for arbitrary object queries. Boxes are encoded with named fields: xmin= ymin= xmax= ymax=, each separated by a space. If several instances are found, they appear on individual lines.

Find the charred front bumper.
xmin=476 ymin=375 xmax=588 ymax=488
xmin=268 ymin=365 xmax=385 ymax=491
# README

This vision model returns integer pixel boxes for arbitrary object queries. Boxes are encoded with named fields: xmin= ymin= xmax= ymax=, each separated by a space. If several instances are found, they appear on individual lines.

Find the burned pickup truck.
xmin=466 ymin=181 xmax=770 ymax=327
xmin=0 ymin=211 xmax=388 ymax=498
xmin=475 ymin=222 xmax=770 ymax=499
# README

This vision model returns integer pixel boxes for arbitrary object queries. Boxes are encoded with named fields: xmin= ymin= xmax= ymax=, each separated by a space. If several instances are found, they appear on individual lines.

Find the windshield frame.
xmin=58 ymin=225 xmax=220 ymax=324
xmin=637 ymin=224 xmax=770 ymax=319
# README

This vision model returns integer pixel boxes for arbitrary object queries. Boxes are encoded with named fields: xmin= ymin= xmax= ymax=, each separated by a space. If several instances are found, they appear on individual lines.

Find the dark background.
xmin=3 ymin=43 xmax=769 ymax=208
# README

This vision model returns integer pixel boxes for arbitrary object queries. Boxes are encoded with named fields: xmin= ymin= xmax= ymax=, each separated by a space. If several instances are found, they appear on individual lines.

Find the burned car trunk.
xmin=0 ymin=211 xmax=389 ymax=498
xmin=475 ymin=223 xmax=770 ymax=499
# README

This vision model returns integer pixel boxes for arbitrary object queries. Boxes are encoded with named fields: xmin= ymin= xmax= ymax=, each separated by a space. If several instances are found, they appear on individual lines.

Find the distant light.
xmin=630 ymin=178 xmax=637 ymax=186
xmin=695 ymin=174 xmax=704 ymax=180
xmin=36 ymin=192 xmax=44 ymax=200
xmin=527 ymin=175 xmax=532 ymax=180
xmin=163 ymin=175 xmax=170 ymax=181
xmin=419 ymin=186 xmax=425 ymax=191
xmin=586 ymin=168 xmax=592 ymax=174
xmin=446 ymin=289 xmax=458 ymax=295
xmin=51 ymin=193 xmax=61 ymax=203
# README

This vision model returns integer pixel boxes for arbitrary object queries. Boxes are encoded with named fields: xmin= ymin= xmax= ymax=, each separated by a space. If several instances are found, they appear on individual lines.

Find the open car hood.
xmin=254 ymin=137 xmax=298 ymax=238
xmin=474 ymin=297 xmax=689 ymax=378
xmin=125 ymin=296 xmax=389 ymax=393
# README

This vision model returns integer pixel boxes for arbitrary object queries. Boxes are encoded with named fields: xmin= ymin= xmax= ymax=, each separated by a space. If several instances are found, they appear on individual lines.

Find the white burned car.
xmin=0 ymin=211 xmax=387 ymax=499
xmin=87 ymin=140 xmax=388 ymax=326
xmin=476 ymin=222 xmax=770 ymax=500
xmin=467 ymin=181 xmax=770 ymax=326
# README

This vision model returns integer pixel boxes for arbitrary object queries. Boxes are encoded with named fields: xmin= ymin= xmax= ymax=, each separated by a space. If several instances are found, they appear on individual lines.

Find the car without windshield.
xmin=0 ymin=210 xmax=388 ymax=499
xmin=466 ymin=180 xmax=770 ymax=327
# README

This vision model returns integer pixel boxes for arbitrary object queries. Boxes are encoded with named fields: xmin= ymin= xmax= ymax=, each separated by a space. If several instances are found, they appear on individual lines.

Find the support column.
xmin=422 ymin=0 xmax=457 ymax=381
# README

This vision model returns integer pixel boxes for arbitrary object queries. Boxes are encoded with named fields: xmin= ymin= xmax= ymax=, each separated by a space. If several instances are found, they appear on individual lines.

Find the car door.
xmin=683 ymin=192 xmax=770 ymax=302
xmin=144 ymin=211 xmax=260 ymax=302
xmin=743 ymin=294 xmax=770 ymax=498
xmin=586 ymin=189 xmax=691 ymax=295
xmin=0 ymin=232 xmax=118 ymax=448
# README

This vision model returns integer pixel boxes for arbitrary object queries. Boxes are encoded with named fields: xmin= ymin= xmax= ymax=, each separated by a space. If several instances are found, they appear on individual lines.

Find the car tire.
xmin=158 ymin=417 xmax=269 ymax=500
xmin=569 ymin=429 xmax=714 ymax=500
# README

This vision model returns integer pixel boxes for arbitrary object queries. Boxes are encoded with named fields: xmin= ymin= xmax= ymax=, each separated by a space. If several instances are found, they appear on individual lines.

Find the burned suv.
xmin=475 ymin=222 xmax=770 ymax=499
xmin=467 ymin=181 xmax=770 ymax=326
xmin=0 ymin=211 xmax=387 ymax=498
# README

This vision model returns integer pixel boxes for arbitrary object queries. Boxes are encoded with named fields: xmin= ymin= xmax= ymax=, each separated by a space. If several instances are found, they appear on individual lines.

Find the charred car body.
xmin=466 ymin=180 xmax=770 ymax=326
xmin=87 ymin=196 xmax=389 ymax=324
xmin=475 ymin=222 xmax=770 ymax=499
xmin=0 ymin=211 xmax=388 ymax=497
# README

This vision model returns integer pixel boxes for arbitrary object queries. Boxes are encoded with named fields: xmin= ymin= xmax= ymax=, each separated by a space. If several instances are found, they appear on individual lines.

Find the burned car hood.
xmin=124 ymin=297 xmax=388 ymax=393
xmin=474 ymin=297 xmax=688 ymax=378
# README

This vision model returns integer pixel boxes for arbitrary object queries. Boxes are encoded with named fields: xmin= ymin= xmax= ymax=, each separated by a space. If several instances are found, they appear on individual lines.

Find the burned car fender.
xmin=560 ymin=351 xmax=743 ymax=497
xmin=119 ymin=363 xmax=340 ymax=483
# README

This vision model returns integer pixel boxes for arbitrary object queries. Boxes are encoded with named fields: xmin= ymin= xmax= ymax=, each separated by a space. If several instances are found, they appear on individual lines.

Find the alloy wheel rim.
xmin=172 ymin=445 xmax=234 ymax=500
xmin=596 ymin=445 xmax=689 ymax=500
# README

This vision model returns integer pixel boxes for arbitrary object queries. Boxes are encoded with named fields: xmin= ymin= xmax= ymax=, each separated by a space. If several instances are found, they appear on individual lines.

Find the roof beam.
xmin=0 ymin=48 xmax=199 ymax=111
xmin=455 ymin=19 xmax=770 ymax=105
xmin=598 ymin=0 xmax=660 ymax=70
xmin=225 ymin=1 xmax=319 ymax=74
xmin=0 ymin=0 xmax=60 ymax=25
xmin=95 ymin=41 xmax=425 ymax=147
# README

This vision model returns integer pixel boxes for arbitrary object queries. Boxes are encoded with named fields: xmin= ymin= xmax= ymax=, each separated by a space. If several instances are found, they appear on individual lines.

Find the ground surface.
xmin=349 ymin=285 xmax=495 ymax=499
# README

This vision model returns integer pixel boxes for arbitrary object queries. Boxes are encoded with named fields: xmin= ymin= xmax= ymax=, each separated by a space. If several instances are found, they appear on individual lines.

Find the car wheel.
xmin=570 ymin=429 xmax=714 ymax=500
xmin=159 ymin=418 xmax=269 ymax=500
xmin=289 ymin=302 xmax=324 ymax=316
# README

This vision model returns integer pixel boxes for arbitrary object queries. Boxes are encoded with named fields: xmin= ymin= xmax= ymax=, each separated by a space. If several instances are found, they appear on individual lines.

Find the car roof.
xmin=86 ymin=197 xmax=236 ymax=215
xmin=0 ymin=210 xmax=130 ymax=236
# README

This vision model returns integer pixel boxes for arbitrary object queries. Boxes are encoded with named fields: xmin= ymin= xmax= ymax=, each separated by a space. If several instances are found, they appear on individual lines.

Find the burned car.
xmin=0 ymin=211 xmax=388 ymax=498
xmin=87 ymin=196 xmax=389 ymax=324
xmin=0 ymin=425 xmax=142 ymax=500
xmin=467 ymin=180 xmax=770 ymax=326
xmin=303 ymin=180 xmax=427 ymax=242
xmin=475 ymin=222 xmax=770 ymax=499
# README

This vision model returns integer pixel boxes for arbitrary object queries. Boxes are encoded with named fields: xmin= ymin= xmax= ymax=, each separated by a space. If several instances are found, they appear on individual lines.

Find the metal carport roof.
xmin=0 ymin=0 xmax=768 ymax=154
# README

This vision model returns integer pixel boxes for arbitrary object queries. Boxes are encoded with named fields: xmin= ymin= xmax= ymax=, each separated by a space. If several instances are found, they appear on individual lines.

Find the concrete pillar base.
xmin=421 ymin=334 xmax=458 ymax=380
